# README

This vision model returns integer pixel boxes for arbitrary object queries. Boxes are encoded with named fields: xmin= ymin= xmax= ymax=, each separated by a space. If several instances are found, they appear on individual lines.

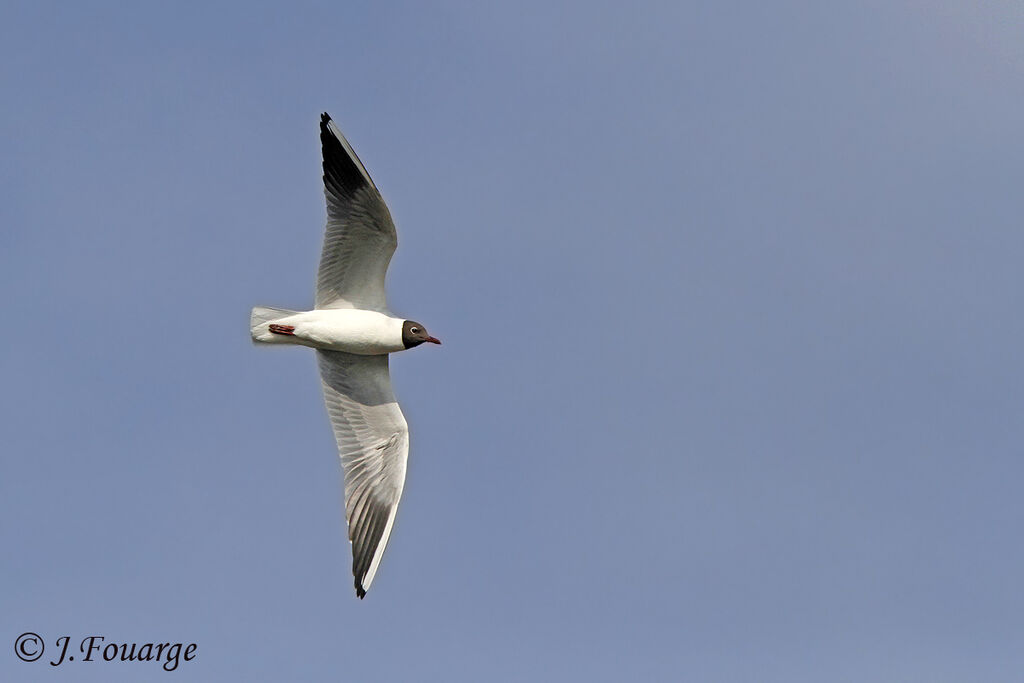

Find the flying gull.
xmin=250 ymin=113 xmax=440 ymax=598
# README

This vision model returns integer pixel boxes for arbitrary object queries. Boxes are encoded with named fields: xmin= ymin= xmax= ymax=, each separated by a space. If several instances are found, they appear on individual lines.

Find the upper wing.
xmin=315 ymin=113 xmax=398 ymax=312
xmin=317 ymin=349 xmax=409 ymax=598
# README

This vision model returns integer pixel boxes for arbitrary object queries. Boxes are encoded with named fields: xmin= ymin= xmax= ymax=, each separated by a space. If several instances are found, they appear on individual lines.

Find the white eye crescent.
xmin=411 ymin=327 xmax=420 ymax=333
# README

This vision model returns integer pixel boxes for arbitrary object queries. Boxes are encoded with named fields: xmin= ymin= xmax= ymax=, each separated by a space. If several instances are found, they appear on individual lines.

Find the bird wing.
xmin=317 ymin=349 xmax=409 ymax=598
xmin=315 ymin=113 xmax=398 ymax=312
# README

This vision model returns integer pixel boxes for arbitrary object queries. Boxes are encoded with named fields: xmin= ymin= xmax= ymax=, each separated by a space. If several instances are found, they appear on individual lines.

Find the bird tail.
xmin=250 ymin=306 xmax=298 ymax=343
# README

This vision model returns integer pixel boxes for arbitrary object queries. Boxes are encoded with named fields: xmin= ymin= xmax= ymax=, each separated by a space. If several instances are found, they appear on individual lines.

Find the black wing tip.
xmin=319 ymin=112 xmax=373 ymax=194
xmin=355 ymin=581 xmax=367 ymax=599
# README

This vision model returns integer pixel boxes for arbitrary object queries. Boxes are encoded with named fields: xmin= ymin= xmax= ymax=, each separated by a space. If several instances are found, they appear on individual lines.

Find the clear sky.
xmin=3 ymin=2 xmax=1024 ymax=681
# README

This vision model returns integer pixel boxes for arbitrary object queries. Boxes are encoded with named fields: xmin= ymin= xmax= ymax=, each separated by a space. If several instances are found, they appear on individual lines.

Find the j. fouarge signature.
xmin=15 ymin=632 xmax=197 ymax=671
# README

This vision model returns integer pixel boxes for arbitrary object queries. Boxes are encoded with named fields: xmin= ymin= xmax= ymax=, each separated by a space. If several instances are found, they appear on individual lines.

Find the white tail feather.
xmin=250 ymin=306 xmax=298 ymax=343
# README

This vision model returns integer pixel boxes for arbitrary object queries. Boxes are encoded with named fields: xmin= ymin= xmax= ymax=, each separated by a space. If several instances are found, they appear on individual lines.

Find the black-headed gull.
xmin=250 ymin=113 xmax=439 ymax=598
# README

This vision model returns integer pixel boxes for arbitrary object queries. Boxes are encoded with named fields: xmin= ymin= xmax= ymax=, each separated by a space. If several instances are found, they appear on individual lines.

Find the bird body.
xmin=248 ymin=113 xmax=439 ymax=598
xmin=251 ymin=307 xmax=406 ymax=354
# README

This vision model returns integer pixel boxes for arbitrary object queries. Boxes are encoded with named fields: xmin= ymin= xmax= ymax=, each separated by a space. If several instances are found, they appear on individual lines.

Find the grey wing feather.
xmin=317 ymin=350 xmax=409 ymax=598
xmin=315 ymin=113 xmax=397 ymax=312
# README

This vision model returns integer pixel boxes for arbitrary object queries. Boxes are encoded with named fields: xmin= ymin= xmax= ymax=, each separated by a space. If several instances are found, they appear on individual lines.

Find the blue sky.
xmin=3 ymin=1 xmax=1024 ymax=680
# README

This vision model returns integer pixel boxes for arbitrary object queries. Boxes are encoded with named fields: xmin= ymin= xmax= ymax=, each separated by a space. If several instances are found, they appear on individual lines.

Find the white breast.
xmin=279 ymin=309 xmax=405 ymax=355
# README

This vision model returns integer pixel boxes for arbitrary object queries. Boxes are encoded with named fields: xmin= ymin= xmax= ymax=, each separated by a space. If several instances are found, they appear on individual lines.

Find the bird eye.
xmin=411 ymin=327 xmax=419 ymax=333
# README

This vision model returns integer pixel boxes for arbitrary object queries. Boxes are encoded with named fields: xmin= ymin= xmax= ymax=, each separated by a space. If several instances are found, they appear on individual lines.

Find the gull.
xmin=250 ymin=113 xmax=440 ymax=598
